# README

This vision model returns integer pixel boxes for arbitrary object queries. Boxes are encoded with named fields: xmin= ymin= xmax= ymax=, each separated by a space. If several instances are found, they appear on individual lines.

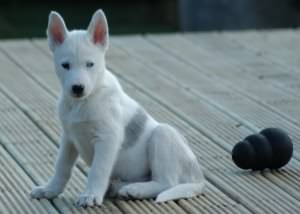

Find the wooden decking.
xmin=1 ymin=30 xmax=300 ymax=213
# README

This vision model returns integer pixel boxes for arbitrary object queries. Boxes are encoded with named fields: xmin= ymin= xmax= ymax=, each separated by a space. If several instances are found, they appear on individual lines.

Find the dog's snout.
xmin=72 ymin=84 xmax=84 ymax=97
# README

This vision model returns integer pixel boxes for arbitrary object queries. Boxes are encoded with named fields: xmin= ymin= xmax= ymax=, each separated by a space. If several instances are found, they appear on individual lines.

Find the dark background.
xmin=1 ymin=0 xmax=300 ymax=38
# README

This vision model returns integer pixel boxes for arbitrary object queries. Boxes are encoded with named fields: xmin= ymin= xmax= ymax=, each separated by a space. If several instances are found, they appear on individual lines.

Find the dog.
xmin=30 ymin=9 xmax=205 ymax=207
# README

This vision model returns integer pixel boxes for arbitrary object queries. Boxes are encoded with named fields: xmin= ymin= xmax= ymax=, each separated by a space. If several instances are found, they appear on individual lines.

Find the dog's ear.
xmin=87 ymin=9 xmax=109 ymax=50
xmin=47 ymin=11 xmax=68 ymax=51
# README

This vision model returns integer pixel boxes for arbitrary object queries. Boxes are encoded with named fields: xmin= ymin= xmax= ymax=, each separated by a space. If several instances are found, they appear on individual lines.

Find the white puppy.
xmin=30 ymin=9 xmax=205 ymax=207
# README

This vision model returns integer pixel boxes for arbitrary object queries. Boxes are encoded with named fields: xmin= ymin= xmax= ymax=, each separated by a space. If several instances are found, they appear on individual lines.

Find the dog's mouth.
xmin=71 ymin=93 xmax=86 ymax=99
xmin=68 ymin=89 xmax=86 ymax=99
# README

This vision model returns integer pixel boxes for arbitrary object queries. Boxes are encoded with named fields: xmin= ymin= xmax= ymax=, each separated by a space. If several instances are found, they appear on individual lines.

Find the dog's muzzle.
xmin=71 ymin=84 xmax=85 ymax=97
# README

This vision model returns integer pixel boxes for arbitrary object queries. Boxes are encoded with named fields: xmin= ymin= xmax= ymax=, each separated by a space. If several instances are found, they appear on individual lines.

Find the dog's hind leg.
xmin=118 ymin=124 xmax=203 ymax=201
xmin=149 ymin=124 xmax=203 ymax=184
xmin=118 ymin=181 xmax=168 ymax=199
xmin=106 ymin=179 xmax=130 ymax=198
xmin=149 ymin=124 xmax=204 ymax=201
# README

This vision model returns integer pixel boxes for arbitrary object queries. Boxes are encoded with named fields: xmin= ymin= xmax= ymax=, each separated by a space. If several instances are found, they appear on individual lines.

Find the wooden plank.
xmin=11 ymin=39 xmax=251 ymax=213
xmin=0 ymin=145 xmax=58 ymax=213
xmin=31 ymin=39 xmax=300 ymax=213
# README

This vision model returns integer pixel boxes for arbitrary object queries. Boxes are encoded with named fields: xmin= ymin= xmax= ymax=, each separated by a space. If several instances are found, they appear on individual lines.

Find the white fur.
xmin=30 ymin=9 xmax=205 ymax=207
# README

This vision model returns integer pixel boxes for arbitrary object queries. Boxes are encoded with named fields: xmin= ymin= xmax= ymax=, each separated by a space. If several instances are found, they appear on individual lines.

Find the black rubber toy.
xmin=232 ymin=128 xmax=293 ymax=170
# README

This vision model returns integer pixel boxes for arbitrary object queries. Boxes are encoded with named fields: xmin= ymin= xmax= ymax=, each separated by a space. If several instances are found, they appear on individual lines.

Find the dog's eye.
xmin=61 ymin=62 xmax=70 ymax=70
xmin=86 ymin=61 xmax=94 ymax=68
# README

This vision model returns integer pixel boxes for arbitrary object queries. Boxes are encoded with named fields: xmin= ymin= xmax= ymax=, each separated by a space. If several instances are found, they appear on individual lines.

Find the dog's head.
xmin=47 ymin=9 xmax=108 ymax=99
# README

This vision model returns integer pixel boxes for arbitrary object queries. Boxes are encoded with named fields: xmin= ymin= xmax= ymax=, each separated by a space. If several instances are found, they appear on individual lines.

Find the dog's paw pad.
xmin=76 ymin=194 xmax=103 ymax=207
xmin=118 ymin=185 xmax=143 ymax=199
xmin=30 ymin=186 xmax=60 ymax=199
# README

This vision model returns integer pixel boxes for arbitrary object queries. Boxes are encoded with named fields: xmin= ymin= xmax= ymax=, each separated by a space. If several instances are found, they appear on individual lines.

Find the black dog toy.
xmin=232 ymin=128 xmax=293 ymax=170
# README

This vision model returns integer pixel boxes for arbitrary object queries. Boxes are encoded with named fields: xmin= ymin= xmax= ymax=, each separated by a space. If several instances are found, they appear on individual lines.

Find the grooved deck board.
xmin=0 ymin=30 xmax=299 ymax=213
xmin=0 ymin=146 xmax=58 ymax=213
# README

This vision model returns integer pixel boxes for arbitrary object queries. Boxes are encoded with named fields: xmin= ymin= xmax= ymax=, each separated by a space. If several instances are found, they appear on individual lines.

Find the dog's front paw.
xmin=118 ymin=184 xmax=144 ymax=199
xmin=30 ymin=185 xmax=61 ymax=199
xmin=76 ymin=193 xmax=103 ymax=207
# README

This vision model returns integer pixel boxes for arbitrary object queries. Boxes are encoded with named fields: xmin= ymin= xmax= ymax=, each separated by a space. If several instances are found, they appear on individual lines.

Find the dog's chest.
xmin=59 ymin=100 xmax=108 ymax=164
xmin=65 ymin=121 xmax=98 ymax=165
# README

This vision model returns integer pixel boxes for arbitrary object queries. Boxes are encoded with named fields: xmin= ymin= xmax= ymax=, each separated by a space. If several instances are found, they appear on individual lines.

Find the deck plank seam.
xmin=0 ymin=42 xmax=57 ymax=98
xmin=0 ymin=138 xmax=61 ymax=213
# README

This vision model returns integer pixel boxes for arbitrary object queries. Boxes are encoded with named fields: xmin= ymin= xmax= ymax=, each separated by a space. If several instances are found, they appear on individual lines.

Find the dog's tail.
xmin=155 ymin=182 xmax=205 ymax=202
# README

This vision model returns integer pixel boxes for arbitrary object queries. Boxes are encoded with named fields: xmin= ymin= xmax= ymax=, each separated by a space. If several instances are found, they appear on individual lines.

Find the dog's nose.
xmin=72 ymin=84 xmax=84 ymax=97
